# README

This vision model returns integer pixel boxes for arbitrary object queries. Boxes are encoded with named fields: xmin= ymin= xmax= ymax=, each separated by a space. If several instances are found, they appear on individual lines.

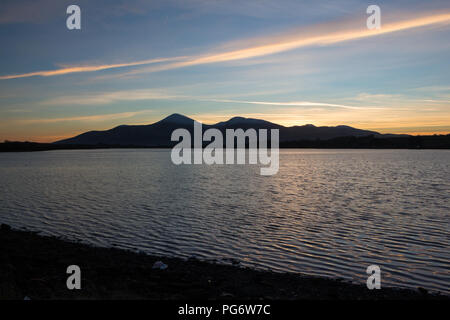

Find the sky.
xmin=0 ymin=0 xmax=449 ymax=142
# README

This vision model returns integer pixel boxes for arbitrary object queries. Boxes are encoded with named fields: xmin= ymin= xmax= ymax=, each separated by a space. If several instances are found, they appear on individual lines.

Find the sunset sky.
xmin=0 ymin=0 xmax=449 ymax=142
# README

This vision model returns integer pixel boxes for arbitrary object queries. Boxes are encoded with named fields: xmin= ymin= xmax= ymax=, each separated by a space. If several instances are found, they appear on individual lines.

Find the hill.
xmin=54 ymin=113 xmax=392 ymax=146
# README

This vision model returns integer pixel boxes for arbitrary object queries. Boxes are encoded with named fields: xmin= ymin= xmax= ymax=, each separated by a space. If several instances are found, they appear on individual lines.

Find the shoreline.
xmin=0 ymin=224 xmax=447 ymax=300
xmin=1 ymin=133 xmax=450 ymax=153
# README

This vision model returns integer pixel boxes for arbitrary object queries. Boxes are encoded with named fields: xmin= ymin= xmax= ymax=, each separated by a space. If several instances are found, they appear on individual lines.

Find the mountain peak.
xmin=160 ymin=113 xmax=194 ymax=124
xmin=226 ymin=116 xmax=247 ymax=124
xmin=215 ymin=116 xmax=282 ymax=128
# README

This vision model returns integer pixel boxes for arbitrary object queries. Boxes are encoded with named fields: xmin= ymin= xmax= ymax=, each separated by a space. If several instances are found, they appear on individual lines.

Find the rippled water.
xmin=0 ymin=149 xmax=449 ymax=293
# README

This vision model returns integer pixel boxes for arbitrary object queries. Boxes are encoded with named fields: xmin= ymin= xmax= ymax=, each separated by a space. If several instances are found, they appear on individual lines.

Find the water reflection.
xmin=0 ymin=149 xmax=449 ymax=293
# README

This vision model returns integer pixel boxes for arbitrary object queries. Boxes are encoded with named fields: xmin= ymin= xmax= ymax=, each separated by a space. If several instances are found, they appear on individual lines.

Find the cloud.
xmin=120 ymin=12 xmax=450 ymax=76
xmin=350 ymin=92 xmax=450 ymax=105
xmin=409 ymin=85 xmax=450 ymax=92
xmin=0 ymin=57 xmax=185 ymax=80
xmin=202 ymin=98 xmax=386 ymax=110
xmin=41 ymin=89 xmax=183 ymax=106
xmin=18 ymin=110 xmax=153 ymax=124
xmin=39 ymin=88 xmax=386 ymax=110
xmin=192 ymin=106 xmax=449 ymax=130
xmin=421 ymin=99 xmax=450 ymax=103
xmin=1 ymin=11 xmax=449 ymax=80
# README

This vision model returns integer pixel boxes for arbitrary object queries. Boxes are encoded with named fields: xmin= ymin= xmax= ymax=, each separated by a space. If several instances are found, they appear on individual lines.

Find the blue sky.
xmin=0 ymin=0 xmax=449 ymax=141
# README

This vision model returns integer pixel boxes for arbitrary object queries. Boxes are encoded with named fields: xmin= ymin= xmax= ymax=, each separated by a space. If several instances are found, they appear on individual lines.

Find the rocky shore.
xmin=0 ymin=224 xmax=447 ymax=300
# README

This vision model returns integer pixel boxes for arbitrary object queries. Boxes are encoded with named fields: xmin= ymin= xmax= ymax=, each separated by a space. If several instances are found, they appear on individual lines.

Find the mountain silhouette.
xmin=54 ymin=113 xmax=401 ymax=146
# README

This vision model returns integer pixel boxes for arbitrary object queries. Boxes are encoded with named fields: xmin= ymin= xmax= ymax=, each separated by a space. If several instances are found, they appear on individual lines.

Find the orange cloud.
xmin=1 ymin=12 xmax=449 ymax=80
xmin=0 ymin=57 xmax=184 ymax=80
xmin=17 ymin=110 xmax=154 ymax=124
xmin=124 ymin=12 xmax=450 ymax=75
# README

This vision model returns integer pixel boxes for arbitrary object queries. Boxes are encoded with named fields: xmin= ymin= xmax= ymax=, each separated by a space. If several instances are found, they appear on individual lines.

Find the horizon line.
xmin=3 ymin=113 xmax=449 ymax=143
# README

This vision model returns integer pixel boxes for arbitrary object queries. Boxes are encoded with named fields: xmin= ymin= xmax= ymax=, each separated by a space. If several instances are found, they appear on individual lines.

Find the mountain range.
xmin=55 ymin=113 xmax=405 ymax=146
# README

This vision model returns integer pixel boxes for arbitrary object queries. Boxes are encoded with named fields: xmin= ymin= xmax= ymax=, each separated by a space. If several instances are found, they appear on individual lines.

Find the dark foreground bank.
xmin=0 ymin=225 xmax=447 ymax=300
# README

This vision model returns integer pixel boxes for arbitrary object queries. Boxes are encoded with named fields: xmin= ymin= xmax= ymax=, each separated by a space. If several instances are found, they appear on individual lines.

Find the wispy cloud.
xmin=350 ymin=92 xmax=450 ymax=105
xmin=39 ymin=88 xmax=386 ymax=110
xmin=190 ymin=105 xmax=450 ymax=130
xmin=203 ymin=98 xmax=386 ymax=110
xmin=18 ymin=110 xmax=154 ymax=124
xmin=117 ymin=12 xmax=450 ymax=76
xmin=409 ymin=85 xmax=450 ymax=92
xmin=41 ymin=89 xmax=183 ymax=106
xmin=0 ymin=57 xmax=185 ymax=80
xmin=1 ymin=12 xmax=449 ymax=80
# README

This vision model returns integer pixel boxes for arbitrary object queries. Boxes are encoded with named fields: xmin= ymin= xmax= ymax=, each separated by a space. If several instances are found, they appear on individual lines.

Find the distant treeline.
xmin=1 ymin=134 xmax=449 ymax=152
xmin=280 ymin=134 xmax=450 ymax=149
xmin=0 ymin=142 xmax=156 ymax=152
